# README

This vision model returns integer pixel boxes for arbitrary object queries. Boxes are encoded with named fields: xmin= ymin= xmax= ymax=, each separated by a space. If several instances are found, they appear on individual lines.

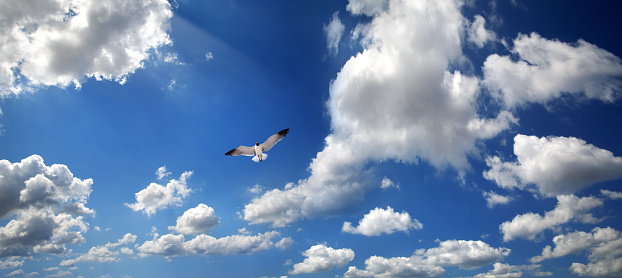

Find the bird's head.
xmin=255 ymin=142 xmax=259 ymax=146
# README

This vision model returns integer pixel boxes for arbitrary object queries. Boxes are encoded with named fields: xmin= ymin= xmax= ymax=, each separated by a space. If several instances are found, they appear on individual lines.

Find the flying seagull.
xmin=225 ymin=128 xmax=289 ymax=162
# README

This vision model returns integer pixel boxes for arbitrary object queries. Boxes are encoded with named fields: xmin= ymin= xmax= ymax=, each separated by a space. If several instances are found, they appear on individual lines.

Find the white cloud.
xmin=380 ymin=177 xmax=398 ymax=190
xmin=471 ymin=262 xmax=552 ymax=278
xmin=61 ymin=233 xmax=136 ymax=265
xmin=483 ymin=191 xmax=513 ymax=208
xmin=500 ymin=195 xmax=604 ymax=242
xmin=342 ymin=206 xmax=422 ymax=236
xmin=323 ymin=11 xmax=345 ymax=56
xmin=205 ymin=52 xmax=214 ymax=61
xmin=0 ymin=155 xmax=93 ymax=258
xmin=602 ymin=189 xmax=622 ymax=200
xmin=0 ymin=0 xmax=173 ymax=95
xmin=138 ymin=231 xmax=286 ymax=258
xmin=126 ymin=170 xmax=193 ymax=216
xmin=289 ymin=244 xmax=354 ymax=275
xmin=467 ymin=15 xmax=496 ymax=47
xmin=155 ymin=166 xmax=171 ymax=180
xmin=244 ymin=0 xmax=516 ymax=228
xmin=4 ymin=269 xmax=23 ymax=277
xmin=484 ymin=134 xmax=622 ymax=197
xmin=168 ymin=204 xmax=220 ymax=235
xmin=0 ymin=259 xmax=23 ymax=269
xmin=530 ymin=227 xmax=620 ymax=265
xmin=344 ymin=239 xmax=509 ymax=277
xmin=483 ymin=32 xmax=622 ymax=108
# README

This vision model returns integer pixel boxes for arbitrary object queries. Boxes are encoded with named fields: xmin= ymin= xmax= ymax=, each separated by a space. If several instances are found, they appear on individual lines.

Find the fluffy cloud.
xmin=344 ymin=239 xmax=509 ymax=277
xmin=0 ymin=0 xmax=173 ymax=95
xmin=484 ymin=134 xmax=622 ymax=197
xmin=500 ymin=195 xmax=603 ymax=242
xmin=168 ymin=204 xmax=220 ymax=235
xmin=0 ymin=259 xmax=23 ymax=269
xmin=342 ymin=206 xmax=422 ymax=236
xmin=483 ymin=191 xmax=513 ymax=208
xmin=126 ymin=170 xmax=193 ymax=216
xmin=467 ymin=15 xmax=496 ymax=47
xmin=244 ymin=0 xmax=517 ymax=228
xmin=60 ymin=233 xmax=136 ymax=266
xmin=483 ymin=32 xmax=622 ymax=108
xmin=323 ymin=11 xmax=345 ymax=56
xmin=289 ymin=244 xmax=354 ymax=275
xmin=471 ymin=262 xmax=552 ymax=278
xmin=0 ymin=155 xmax=93 ymax=258
xmin=138 ymin=231 xmax=289 ymax=258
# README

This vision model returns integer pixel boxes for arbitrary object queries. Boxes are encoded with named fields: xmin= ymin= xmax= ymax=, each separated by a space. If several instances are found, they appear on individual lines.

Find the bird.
xmin=225 ymin=128 xmax=289 ymax=162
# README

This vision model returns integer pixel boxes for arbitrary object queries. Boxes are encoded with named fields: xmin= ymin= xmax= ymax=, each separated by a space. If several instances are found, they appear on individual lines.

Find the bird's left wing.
xmin=260 ymin=128 xmax=289 ymax=152
xmin=225 ymin=146 xmax=255 ymax=156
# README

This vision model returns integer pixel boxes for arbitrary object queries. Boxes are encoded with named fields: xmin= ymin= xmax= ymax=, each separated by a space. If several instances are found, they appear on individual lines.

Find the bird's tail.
xmin=252 ymin=153 xmax=268 ymax=163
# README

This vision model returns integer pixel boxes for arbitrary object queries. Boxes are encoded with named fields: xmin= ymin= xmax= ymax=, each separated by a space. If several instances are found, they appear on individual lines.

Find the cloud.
xmin=482 ymin=32 xmax=622 ymax=108
xmin=0 ymin=0 xmax=173 ymax=96
xmin=602 ymin=189 xmax=622 ymax=200
xmin=0 ymin=155 xmax=93 ymax=258
xmin=471 ymin=262 xmax=552 ymax=278
xmin=323 ymin=11 xmax=345 ymax=56
xmin=344 ymin=239 xmax=509 ymax=277
xmin=126 ymin=170 xmax=193 ymax=216
xmin=244 ymin=0 xmax=517 ymax=228
xmin=138 ymin=231 xmax=288 ymax=258
xmin=289 ymin=244 xmax=354 ymax=275
xmin=342 ymin=206 xmax=422 ymax=236
xmin=60 ymin=233 xmax=136 ymax=266
xmin=467 ymin=15 xmax=496 ymax=47
xmin=483 ymin=191 xmax=513 ymax=208
xmin=380 ymin=177 xmax=398 ymax=190
xmin=500 ymin=195 xmax=603 ymax=242
xmin=155 ymin=166 xmax=171 ymax=180
xmin=0 ymin=259 xmax=23 ymax=269
xmin=484 ymin=134 xmax=622 ymax=197
xmin=168 ymin=204 xmax=220 ymax=235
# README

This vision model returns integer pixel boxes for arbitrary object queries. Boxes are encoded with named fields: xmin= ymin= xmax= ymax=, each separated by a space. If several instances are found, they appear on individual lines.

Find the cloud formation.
xmin=126 ymin=170 xmax=193 ymax=216
xmin=344 ymin=239 xmax=510 ymax=277
xmin=500 ymin=195 xmax=603 ymax=242
xmin=243 ymin=0 xmax=516 ymax=228
xmin=342 ymin=206 xmax=422 ymax=236
xmin=484 ymin=134 xmax=622 ymax=197
xmin=467 ymin=15 xmax=496 ymax=47
xmin=289 ymin=244 xmax=354 ymax=275
xmin=168 ymin=204 xmax=220 ymax=235
xmin=0 ymin=155 xmax=93 ymax=258
xmin=323 ymin=11 xmax=345 ymax=56
xmin=0 ymin=0 xmax=173 ymax=96
xmin=483 ymin=33 xmax=622 ymax=108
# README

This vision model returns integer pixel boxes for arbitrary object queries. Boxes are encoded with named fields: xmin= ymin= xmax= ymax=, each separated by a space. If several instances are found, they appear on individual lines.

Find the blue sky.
xmin=1 ymin=0 xmax=622 ymax=277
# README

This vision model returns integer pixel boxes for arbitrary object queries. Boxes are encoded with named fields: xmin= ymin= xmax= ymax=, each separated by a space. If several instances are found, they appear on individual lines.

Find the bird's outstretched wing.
xmin=225 ymin=146 xmax=255 ymax=156
xmin=260 ymin=128 xmax=289 ymax=152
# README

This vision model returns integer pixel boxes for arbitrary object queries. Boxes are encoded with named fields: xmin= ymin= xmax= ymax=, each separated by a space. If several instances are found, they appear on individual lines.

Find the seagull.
xmin=225 ymin=128 xmax=289 ymax=162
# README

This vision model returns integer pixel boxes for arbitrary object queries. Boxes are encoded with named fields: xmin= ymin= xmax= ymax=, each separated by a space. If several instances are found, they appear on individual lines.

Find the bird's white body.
xmin=252 ymin=144 xmax=267 ymax=162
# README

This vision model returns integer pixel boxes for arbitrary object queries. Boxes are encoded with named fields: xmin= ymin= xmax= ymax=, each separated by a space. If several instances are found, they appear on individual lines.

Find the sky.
xmin=1 ymin=0 xmax=622 ymax=277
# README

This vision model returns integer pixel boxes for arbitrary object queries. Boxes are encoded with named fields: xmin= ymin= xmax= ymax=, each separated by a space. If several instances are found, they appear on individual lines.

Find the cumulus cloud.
xmin=289 ymin=244 xmax=354 ymax=274
xmin=344 ymin=239 xmax=510 ymax=277
xmin=380 ymin=177 xmax=398 ymax=190
xmin=500 ymin=195 xmax=603 ymax=242
xmin=243 ymin=0 xmax=517 ymax=228
xmin=155 ymin=166 xmax=171 ymax=180
xmin=467 ymin=15 xmax=496 ymax=47
xmin=530 ymin=227 xmax=620 ymax=264
xmin=168 ymin=204 xmax=220 ymax=235
xmin=484 ymin=134 xmax=622 ymax=197
xmin=0 ymin=259 xmax=23 ymax=269
xmin=471 ymin=262 xmax=552 ymax=278
xmin=483 ymin=191 xmax=513 ymax=208
xmin=60 ymin=233 xmax=136 ymax=266
xmin=323 ymin=11 xmax=345 ymax=56
xmin=0 ymin=0 xmax=173 ymax=95
xmin=602 ymin=189 xmax=622 ymax=200
xmin=126 ymin=170 xmax=193 ymax=216
xmin=138 ymin=231 xmax=288 ymax=258
xmin=0 ymin=155 xmax=93 ymax=258
xmin=342 ymin=206 xmax=422 ymax=236
xmin=483 ymin=32 xmax=622 ymax=108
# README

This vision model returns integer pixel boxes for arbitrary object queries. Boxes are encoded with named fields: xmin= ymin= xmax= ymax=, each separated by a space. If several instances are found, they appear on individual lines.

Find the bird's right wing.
xmin=260 ymin=128 xmax=289 ymax=152
xmin=225 ymin=146 xmax=255 ymax=156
